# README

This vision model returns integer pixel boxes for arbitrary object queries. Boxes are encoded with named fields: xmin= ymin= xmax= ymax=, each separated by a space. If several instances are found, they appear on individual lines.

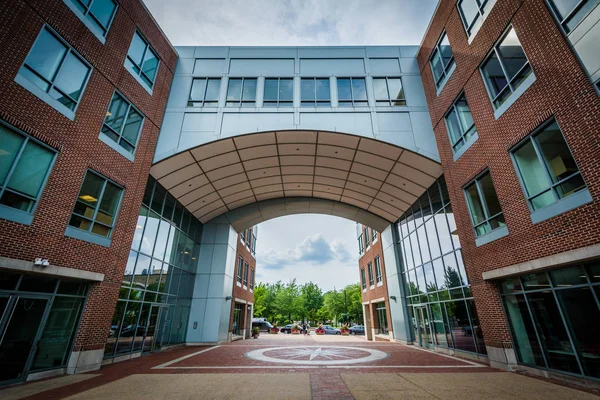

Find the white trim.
xmin=0 ymin=256 xmax=104 ymax=281
xmin=493 ymin=73 xmax=536 ymax=119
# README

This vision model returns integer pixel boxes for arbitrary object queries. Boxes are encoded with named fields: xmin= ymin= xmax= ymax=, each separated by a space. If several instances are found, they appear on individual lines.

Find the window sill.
xmin=236 ymin=282 xmax=242 ymax=287
xmin=15 ymin=74 xmax=75 ymax=120
xmin=125 ymin=65 xmax=153 ymax=95
xmin=435 ymin=62 xmax=456 ymax=96
xmin=452 ymin=131 xmax=478 ymax=161
xmin=99 ymin=133 xmax=135 ymax=161
xmin=475 ymin=225 xmax=509 ymax=247
xmin=530 ymin=189 xmax=592 ymax=224
xmin=370 ymin=285 xmax=375 ymax=290
xmin=363 ymin=288 xmax=367 ymax=293
xmin=377 ymin=281 xmax=383 ymax=287
xmin=243 ymin=285 xmax=248 ymax=290
xmin=0 ymin=205 xmax=34 ymax=225
xmin=64 ymin=226 xmax=111 ymax=247
xmin=63 ymin=0 xmax=107 ymax=44
xmin=493 ymin=73 xmax=536 ymax=119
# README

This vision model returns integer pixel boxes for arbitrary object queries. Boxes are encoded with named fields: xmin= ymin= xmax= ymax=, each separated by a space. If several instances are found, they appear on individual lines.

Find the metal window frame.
xmin=237 ymin=257 xmax=243 ymax=283
xmin=19 ymin=25 xmax=93 ymax=113
xmin=498 ymin=266 xmax=600 ymax=380
xmin=337 ymin=77 xmax=368 ymax=107
xmin=361 ymin=268 xmax=367 ymax=289
xmin=462 ymin=170 xmax=505 ymax=237
xmin=300 ymin=77 xmax=331 ymax=107
xmin=457 ymin=0 xmax=489 ymax=36
xmin=0 ymin=120 xmax=57 ymax=218
xmin=358 ymin=233 xmax=364 ymax=254
xmin=263 ymin=77 xmax=294 ymax=107
xmin=249 ymin=268 xmax=255 ymax=290
xmin=372 ymin=77 xmax=406 ymax=106
xmin=546 ymin=0 xmax=599 ymax=33
xmin=509 ymin=118 xmax=586 ymax=212
xmin=429 ymin=31 xmax=455 ymax=87
xmin=188 ymin=77 xmax=222 ymax=107
xmin=102 ymin=90 xmax=144 ymax=154
xmin=69 ymin=169 xmax=124 ymax=238
xmin=364 ymin=227 xmax=370 ymax=248
xmin=368 ymin=261 xmax=374 ymax=286
xmin=243 ymin=262 xmax=249 ymax=286
xmin=480 ymin=25 xmax=532 ymax=108
xmin=126 ymin=30 xmax=160 ymax=89
xmin=225 ymin=77 xmax=257 ymax=107
xmin=69 ymin=0 xmax=118 ymax=36
xmin=375 ymin=256 xmax=383 ymax=283
xmin=444 ymin=92 xmax=477 ymax=152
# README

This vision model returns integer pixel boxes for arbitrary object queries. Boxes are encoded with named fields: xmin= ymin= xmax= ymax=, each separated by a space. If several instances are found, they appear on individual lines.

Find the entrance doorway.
xmin=0 ymin=295 xmax=50 ymax=385
xmin=414 ymin=305 xmax=433 ymax=348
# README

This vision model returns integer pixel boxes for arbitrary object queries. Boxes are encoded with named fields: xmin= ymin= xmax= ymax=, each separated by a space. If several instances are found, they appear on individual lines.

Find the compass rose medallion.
xmin=245 ymin=346 xmax=388 ymax=366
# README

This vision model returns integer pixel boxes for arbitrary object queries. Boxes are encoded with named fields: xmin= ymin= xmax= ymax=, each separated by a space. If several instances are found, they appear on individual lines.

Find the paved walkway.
xmin=1 ymin=334 xmax=598 ymax=399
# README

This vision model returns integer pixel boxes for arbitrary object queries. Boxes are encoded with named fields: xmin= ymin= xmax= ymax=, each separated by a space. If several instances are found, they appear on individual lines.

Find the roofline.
xmin=139 ymin=0 xmax=179 ymax=57
xmin=417 ymin=0 xmax=442 ymax=57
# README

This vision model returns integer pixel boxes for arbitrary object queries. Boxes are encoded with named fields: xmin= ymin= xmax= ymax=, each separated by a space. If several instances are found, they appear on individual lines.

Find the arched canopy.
xmin=150 ymin=130 xmax=442 ymax=228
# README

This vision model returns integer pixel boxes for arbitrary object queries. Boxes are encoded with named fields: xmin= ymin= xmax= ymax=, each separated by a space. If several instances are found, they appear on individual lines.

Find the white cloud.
xmin=143 ymin=0 xmax=438 ymax=46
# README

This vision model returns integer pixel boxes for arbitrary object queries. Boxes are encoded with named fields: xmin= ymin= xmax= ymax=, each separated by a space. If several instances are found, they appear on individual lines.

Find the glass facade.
xmin=548 ymin=0 xmax=599 ymax=33
xmin=104 ymin=177 xmax=203 ymax=358
xmin=500 ymin=262 xmax=600 ymax=380
xmin=397 ymin=177 xmax=487 ymax=355
xmin=0 ymin=271 xmax=87 ymax=385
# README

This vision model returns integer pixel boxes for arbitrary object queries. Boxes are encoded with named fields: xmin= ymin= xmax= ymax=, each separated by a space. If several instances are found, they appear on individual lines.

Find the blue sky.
xmin=142 ymin=0 xmax=438 ymax=290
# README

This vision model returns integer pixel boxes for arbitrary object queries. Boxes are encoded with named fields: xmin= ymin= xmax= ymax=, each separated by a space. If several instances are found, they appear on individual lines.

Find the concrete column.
xmin=186 ymin=219 xmax=237 ymax=344
xmin=363 ymin=303 xmax=373 ymax=341
xmin=369 ymin=302 xmax=377 ymax=341
xmin=381 ymin=223 xmax=412 ymax=343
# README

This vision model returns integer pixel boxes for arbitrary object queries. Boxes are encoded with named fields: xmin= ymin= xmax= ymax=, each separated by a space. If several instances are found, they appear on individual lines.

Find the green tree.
xmin=275 ymin=279 xmax=301 ymax=323
xmin=300 ymin=282 xmax=323 ymax=323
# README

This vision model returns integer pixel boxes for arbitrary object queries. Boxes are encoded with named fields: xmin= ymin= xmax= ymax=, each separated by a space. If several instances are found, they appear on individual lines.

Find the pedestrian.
xmin=302 ymin=322 xmax=307 ymax=335
xmin=306 ymin=322 xmax=310 ymax=335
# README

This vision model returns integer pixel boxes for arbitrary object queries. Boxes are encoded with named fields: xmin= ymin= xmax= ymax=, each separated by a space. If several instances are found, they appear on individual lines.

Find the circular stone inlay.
xmin=245 ymin=346 xmax=388 ymax=365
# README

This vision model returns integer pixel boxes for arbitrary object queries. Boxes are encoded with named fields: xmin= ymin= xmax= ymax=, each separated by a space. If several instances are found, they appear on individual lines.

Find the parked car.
xmin=280 ymin=324 xmax=308 ymax=334
xmin=349 ymin=325 xmax=365 ymax=335
xmin=322 ymin=325 xmax=341 ymax=335
xmin=252 ymin=320 xmax=274 ymax=333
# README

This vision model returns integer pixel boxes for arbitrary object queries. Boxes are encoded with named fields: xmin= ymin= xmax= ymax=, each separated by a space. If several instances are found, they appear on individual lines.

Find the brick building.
xmin=229 ymin=226 xmax=257 ymax=340
xmin=416 ymin=0 xmax=600 ymax=382
xmin=356 ymin=224 xmax=393 ymax=341
xmin=0 ymin=0 xmax=175 ymax=384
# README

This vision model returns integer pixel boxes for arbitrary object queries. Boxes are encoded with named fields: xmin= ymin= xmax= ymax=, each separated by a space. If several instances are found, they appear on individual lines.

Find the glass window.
xmin=548 ymin=0 xmax=600 ymax=33
xmin=375 ymin=256 xmax=383 ymax=283
xmin=19 ymin=27 xmax=91 ymax=111
xmin=358 ymin=234 xmax=364 ymax=254
xmin=512 ymin=120 xmax=586 ymax=211
xmin=188 ymin=78 xmax=221 ymax=107
xmin=243 ymin=262 xmax=249 ymax=286
xmin=68 ymin=170 xmax=123 ymax=238
xmin=464 ymin=171 xmax=506 ymax=237
xmin=66 ymin=0 xmax=117 ymax=37
xmin=226 ymin=78 xmax=257 ymax=107
xmin=101 ymin=91 xmax=143 ymax=154
xmin=445 ymin=93 xmax=477 ymax=153
xmin=0 ymin=124 xmax=55 ymax=215
xmin=481 ymin=27 xmax=532 ymax=108
xmin=368 ymin=262 xmax=374 ymax=286
xmin=337 ymin=77 xmax=368 ymax=107
xmin=301 ymin=78 xmax=330 ymax=106
xmin=237 ymin=257 xmax=243 ymax=284
xmin=503 ymin=294 xmax=546 ymax=366
xmin=250 ymin=268 xmax=255 ymax=290
xmin=361 ymin=268 xmax=367 ymax=289
xmin=364 ymin=227 xmax=370 ymax=247
xmin=372 ymin=228 xmax=377 ymax=242
xmin=458 ymin=0 xmax=494 ymax=37
xmin=125 ymin=31 xmax=159 ymax=89
xmin=373 ymin=77 xmax=406 ymax=106
xmin=446 ymin=300 xmax=477 ymax=352
xmin=263 ymin=78 xmax=293 ymax=107
xmin=429 ymin=31 xmax=455 ymax=88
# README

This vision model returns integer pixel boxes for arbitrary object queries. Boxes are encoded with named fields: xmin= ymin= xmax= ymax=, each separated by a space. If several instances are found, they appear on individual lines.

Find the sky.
xmin=143 ymin=0 xmax=438 ymax=46
xmin=141 ymin=0 xmax=437 ymax=291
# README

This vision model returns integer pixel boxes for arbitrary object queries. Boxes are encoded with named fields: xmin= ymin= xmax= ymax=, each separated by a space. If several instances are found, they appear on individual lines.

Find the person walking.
xmin=302 ymin=322 xmax=307 ymax=335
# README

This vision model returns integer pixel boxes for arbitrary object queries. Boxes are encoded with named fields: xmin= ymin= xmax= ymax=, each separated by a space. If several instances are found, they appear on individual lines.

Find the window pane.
xmin=550 ymin=0 xmax=581 ymax=20
xmin=264 ymin=78 xmax=278 ymax=101
xmin=445 ymin=108 xmax=463 ymax=145
xmin=479 ymin=173 xmax=502 ymax=217
xmin=535 ymin=122 xmax=581 ymax=186
xmin=53 ymin=52 xmax=90 ymax=102
xmin=550 ymin=266 xmax=588 ymax=286
xmin=446 ymin=300 xmax=476 ymax=352
xmin=503 ymin=294 xmax=546 ymax=366
xmin=337 ymin=78 xmax=352 ymax=100
xmin=25 ymin=29 xmax=67 ymax=82
xmin=105 ymin=93 xmax=128 ymax=133
xmin=128 ymin=33 xmax=146 ymax=66
xmin=142 ymin=49 xmax=158 ymax=82
xmin=0 ymin=128 xmax=25 ymax=185
xmin=89 ymin=0 xmax=116 ymax=29
xmin=459 ymin=0 xmax=479 ymax=29
xmin=205 ymin=78 xmax=220 ymax=101
xmin=189 ymin=79 xmax=207 ymax=101
xmin=387 ymin=78 xmax=404 ymax=104
xmin=497 ymin=28 xmax=527 ymax=81
xmin=279 ymin=78 xmax=293 ymax=101
xmin=122 ymin=108 xmax=142 ymax=146
xmin=352 ymin=78 xmax=367 ymax=100
xmin=6 ymin=140 xmax=53 ymax=199
xmin=78 ymin=172 xmax=104 ymax=212
xmin=372 ymin=78 xmax=388 ymax=100
xmin=430 ymin=49 xmax=444 ymax=83
xmin=513 ymin=140 xmax=551 ymax=198
xmin=564 ymin=0 xmax=598 ymax=32
xmin=439 ymin=34 xmax=453 ymax=68
xmin=455 ymin=95 xmax=474 ymax=134
xmin=465 ymin=183 xmax=485 ymax=226
xmin=227 ymin=78 xmax=242 ymax=101
xmin=482 ymin=52 xmax=508 ymax=99
xmin=301 ymin=78 xmax=315 ymax=101
xmin=315 ymin=78 xmax=330 ymax=100
xmin=443 ymin=253 xmax=464 ymax=287
xmin=97 ymin=182 xmax=121 ymax=225
xmin=242 ymin=79 xmax=256 ymax=101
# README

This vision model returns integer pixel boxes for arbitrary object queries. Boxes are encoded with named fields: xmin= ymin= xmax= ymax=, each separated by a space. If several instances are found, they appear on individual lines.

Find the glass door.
xmin=0 ymin=296 xmax=50 ymax=385
xmin=143 ymin=305 xmax=165 ymax=353
xmin=415 ymin=305 xmax=433 ymax=348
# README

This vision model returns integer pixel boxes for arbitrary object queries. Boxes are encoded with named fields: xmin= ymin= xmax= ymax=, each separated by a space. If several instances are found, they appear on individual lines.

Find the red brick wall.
xmin=229 ymin=228 xmax=256 ymax=331
xmin=0 ymin=0 xmax=176 ymax=352
xmin=417 ymin=0 xmax=600 ymax=347
xmin=357 ymin=226 xmax=392 ymax=332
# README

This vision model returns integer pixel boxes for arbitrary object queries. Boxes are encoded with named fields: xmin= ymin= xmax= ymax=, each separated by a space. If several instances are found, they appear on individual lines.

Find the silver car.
xmin=322 ymin=325 xmax=341 ymax=335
